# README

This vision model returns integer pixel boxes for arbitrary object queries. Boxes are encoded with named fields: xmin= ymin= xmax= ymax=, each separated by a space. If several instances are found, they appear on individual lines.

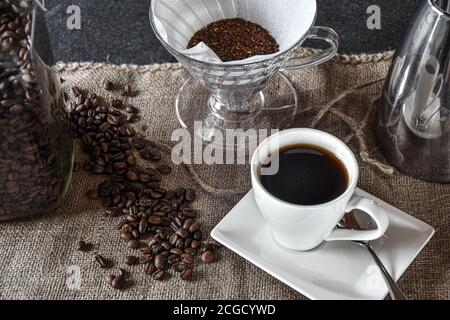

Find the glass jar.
xmin=0 ymin=0 xmax=74 ymax=221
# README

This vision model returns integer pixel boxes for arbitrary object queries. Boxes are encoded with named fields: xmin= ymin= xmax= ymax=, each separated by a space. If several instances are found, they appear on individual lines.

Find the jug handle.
xmin=280 ymin=26 xmax=339 ymax=71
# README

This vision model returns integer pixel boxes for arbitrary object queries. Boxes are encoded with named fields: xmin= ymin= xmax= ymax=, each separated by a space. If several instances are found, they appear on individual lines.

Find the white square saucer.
xmin=211 ymin=188 xmax=434 ymax=300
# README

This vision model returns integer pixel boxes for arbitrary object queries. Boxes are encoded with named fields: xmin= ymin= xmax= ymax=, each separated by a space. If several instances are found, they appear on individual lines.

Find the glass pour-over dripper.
xmin=150 ymin=0 xmax=339 ymax=147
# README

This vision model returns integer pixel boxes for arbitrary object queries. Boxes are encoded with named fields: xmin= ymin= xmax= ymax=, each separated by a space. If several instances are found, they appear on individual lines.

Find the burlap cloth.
xmin=1 ymin=51 xmax=449 ymax=300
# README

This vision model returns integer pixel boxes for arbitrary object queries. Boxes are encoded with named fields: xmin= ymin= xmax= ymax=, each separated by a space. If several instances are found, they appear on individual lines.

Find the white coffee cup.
xmin=251 ymin=128 xmax=389 ymax=251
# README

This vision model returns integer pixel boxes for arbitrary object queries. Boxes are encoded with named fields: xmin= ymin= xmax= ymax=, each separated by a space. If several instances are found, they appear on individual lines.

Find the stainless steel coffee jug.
xmin=378 ymin=0 xmax=450 ymax=183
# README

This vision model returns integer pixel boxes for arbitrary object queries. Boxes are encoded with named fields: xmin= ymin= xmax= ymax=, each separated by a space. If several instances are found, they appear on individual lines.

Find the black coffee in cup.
xmin=260 ymin=144 xmax=349 ymax=206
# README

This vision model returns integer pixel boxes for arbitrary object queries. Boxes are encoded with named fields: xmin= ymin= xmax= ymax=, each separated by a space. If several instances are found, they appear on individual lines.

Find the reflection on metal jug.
xmin=378 ymin=0 xmax=450 ymax=182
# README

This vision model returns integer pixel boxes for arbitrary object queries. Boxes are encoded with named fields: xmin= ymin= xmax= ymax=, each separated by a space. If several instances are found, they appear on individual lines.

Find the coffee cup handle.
xmin=280 ymin=26 xmax=339 ymax=71
xmin=324 ymin=196 xmax=389 ymax=242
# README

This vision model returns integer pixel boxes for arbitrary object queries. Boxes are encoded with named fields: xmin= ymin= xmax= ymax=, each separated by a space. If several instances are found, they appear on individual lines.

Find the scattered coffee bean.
xmin=86 ymin=189 xmax=98 ymax=199
xmin=176 ymin=228 xmax=189 ymax=239
xmin=131 ymin=231 xmax=140 ymax=240
xmin=153 ymin=269 xmax=165 ymax=281
xmin=111 ymin=275 xmax=125 ymax=289
xmin=168 ymin=253 xmax=180 ymax=264
xmin=118 ymin=268 xmax=128 ymax=278
xmin=144 ymin=263 xmax=156 ymax=275
xmin=201 ymin=250 xmax=216 ymax=264
xmin=189 ymin=222 xmax=201 ymax=233
xmin=201 ymin=243 xmax=214 ymax=253
xmin=154 ymin=254 xmax=165 ymax=269
xmin=156 ymin=165 xmax=172 ymax=175
xmin=180 ymin=268 xmax=193 ymax=281
xmin=72 ymin=86 xmax=82 ymax=97
xmin=95 ymin=254 xmax=110 ymax=268
xmin=139 ymin=254 xmax=152 ymax=264
xmin=104 ymin=80 xmax=114 ymax=91
xmin=182 ymin=219 xmax=193 ymax=230
xmin=138 ymin=218 xmax=148 ymax=234
xmin=126 ymin=105 xmax=138 ymax=114
xmin=193 ymin=231 xmax=203 ymax=241
xmin=128 ymin=239 xmax=139 ymax=249
xmin=185 ymin=189 xmax=196 ymax=202
xmin=184 ymin=247 xmax=197 ymax=256
xmin=182 ymin=208 xmax=197 ymax=218
xmin=77 ymin=240 xmax=92 ymax=252
xmin=173 ymin=262 xmax=186 ymax=273
xmin=127 ymin=113 xmax=140 ymax=123
xmin=106 ymin=275 xmax=116 ymax=286
xmin=170 ymin=248 xmax=183 ymax=255
xmin=182 ymin=253 xmax=194 ymax=264
xmin=111 ymin=99 xmax=124 ymax=109
xmin=208 ymin=238 xmax=223 ymax=248
xmin=126 ymin=171 xmax=138 ymax=181
xmin=148 ymin=216 xmax=162 ymax=225
xmin=125 ymin=255 xmax=138 ymax=266
xmin=191 ymin=240 xmax=201 ymax=249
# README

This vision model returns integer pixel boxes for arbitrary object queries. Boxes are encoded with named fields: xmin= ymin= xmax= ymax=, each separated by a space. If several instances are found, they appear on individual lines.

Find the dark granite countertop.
xmin=46 ymin=0 xmax=422 ymax=65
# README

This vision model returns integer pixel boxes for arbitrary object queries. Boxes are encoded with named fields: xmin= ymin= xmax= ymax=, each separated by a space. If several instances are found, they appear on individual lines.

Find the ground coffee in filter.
xmin=188 ymin=18 xmax=279 ymax=62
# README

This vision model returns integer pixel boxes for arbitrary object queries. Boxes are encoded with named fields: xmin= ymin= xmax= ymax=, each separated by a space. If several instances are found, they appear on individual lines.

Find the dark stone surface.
xmin=46 ymin=0 xmax=422 ymax=65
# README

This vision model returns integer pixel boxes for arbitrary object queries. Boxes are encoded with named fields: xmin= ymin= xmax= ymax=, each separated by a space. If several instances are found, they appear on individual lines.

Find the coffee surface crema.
xmin=260 ymin=145 xmax=349 ymax=206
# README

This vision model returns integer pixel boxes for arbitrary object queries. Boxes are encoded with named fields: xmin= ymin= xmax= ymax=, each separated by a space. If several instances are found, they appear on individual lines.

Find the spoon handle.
xmin=367 ymin=245 xmax=408 ymax=300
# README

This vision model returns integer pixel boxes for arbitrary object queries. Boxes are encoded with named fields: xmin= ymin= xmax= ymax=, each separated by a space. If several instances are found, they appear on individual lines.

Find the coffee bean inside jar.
xmin=0 ymin=0 xmax=74 ymax=221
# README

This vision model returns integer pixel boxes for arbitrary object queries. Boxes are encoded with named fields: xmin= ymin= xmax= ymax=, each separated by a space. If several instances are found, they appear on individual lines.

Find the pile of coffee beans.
xmin=68 ymin=83 xmax=220 ymax=288
xmin=188 ymin=18 xmax=279 ymax=62
xmin=0 ymin=0 xmax=73 ymax=221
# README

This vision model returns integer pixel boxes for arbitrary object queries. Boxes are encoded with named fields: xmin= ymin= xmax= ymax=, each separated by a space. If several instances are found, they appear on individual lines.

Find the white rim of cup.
xmin=251 ymin=128 xmax=359 ymax=209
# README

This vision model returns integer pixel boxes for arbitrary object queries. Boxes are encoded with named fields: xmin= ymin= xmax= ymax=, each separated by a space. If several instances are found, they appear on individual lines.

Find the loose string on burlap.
xmin=148 ymin=76 xmax=395 ymax=197
xmin=150 ymin=141 xmax=251 ymax=197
